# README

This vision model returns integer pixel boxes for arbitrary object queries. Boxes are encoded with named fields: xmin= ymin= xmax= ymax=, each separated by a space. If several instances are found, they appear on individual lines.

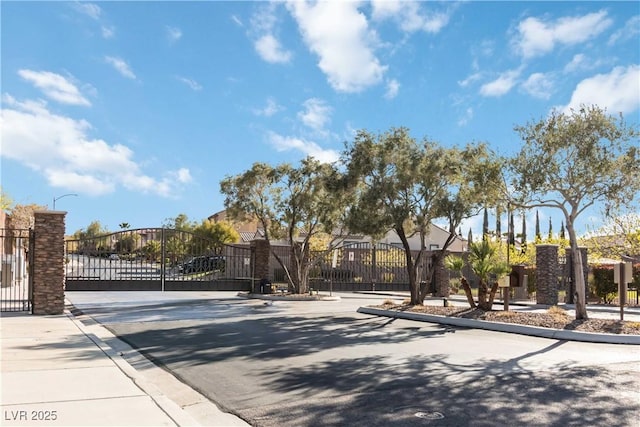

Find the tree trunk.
xmin=566 ymin=221 xmax=588 ymax=319
xmin=487 ymin=281 xmax=499 ymax=309
xmin=572 ymin=248 xmax=588 ymax=319
xmin=477 ymin=280 xmax=488 ymax=310
xmin=460 ymin=277 xmax=476 ymax=308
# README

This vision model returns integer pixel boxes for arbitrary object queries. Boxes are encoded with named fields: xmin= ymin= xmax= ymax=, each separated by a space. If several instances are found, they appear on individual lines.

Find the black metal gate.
xmin=1 ymin=228 xmax=34 ymax=312
xmin=65 ymin=228 xmax=253 ymax=291
xmin=302 ymin=242 xmax=433 ymax=292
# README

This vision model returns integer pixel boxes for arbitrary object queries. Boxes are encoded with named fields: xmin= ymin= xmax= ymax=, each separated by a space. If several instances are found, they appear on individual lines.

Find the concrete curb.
xmin=237 ymin=292 xmax=341 ymax=302
xmin=357 ymin=306 xmax=640 ymax=345
xmin=65 ymin=302 xmax=250 ymax=426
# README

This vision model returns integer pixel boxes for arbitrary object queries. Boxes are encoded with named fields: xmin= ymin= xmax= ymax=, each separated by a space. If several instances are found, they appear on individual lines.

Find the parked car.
xmin=179 ymin=256 xmax=225 ymax=274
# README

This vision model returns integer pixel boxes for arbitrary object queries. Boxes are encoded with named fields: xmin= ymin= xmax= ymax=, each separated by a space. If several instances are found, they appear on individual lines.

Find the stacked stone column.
xmin=250 ymin=239 xmax=271 ymax=292
xmin=536 ymin=244 xmax=559 ymax=305
xmin=434 ymin=253 xmax=450 ymax=297
xmin=32 ymin=211 xmax=66 ymax=315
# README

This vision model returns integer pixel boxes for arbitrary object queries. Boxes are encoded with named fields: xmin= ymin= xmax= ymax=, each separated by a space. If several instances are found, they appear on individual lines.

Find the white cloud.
xmin=267 ymin=131 xmax=339 ymax=164
xmin=564 ymin=53 xmax=587 ymax=73
xmin=104 ymin=56 xmax=136 ymax=79
xmin=286 ymin=0 xmax=387 ymax=93
xmin=384 ymin=79 xmax=400 ymax=99
xmin=255 ymin=34 xmax=292 ymax=64
xmin=101 ymin=25 xmax=115 ymax=39
xmin=250 ymin=3 xmax=292 ymax=64
xmin=521 ymin=72 xmax=554 ymax=100
xmin=457 ymin=107 xmax=473 ymax=127
xmin=169 ymin=168 xmax=192 ymax=184
xmin=166 ymin=26 xmax=182 ymax=44
xmin=458 ymin=72 xmax=483 ymax=88
xmin=513 ymin=10 xmax=612 ymax=59
xmin=253 ymin=97 xmax=282 ymax=117
xmin=73 ymin=2 xmax=101 ymax=20
xmin=608 ymin=15 xmax=640 ymax=45
xmin=18 ymin=69 xmax=91 ymax=106
xmin=231 ymin=15 xmax=243 ymax=27
xmin=480 ymin=68 xmax=521 ymax=97
xmin=371 ymin=0 xmax=452 ymax=33
xmin=561 ymin=65 xmax=640 ymax=114
xmin=72 ymin=2 xmax=115 ymax=39
xmin=0 ymin=95 xmax=190 ymax=197
xmin=298 ymin=98 xmax=332 ymax=131
xmin=176 ymin=76 xmax=202 ymax=91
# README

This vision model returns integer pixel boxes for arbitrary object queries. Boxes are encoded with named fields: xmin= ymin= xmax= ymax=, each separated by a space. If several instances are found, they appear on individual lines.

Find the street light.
xmin=53 ymin=193 xmax=78 ymax=210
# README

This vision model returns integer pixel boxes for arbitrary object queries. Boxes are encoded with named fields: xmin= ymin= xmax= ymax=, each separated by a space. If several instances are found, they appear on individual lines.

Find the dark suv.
xmin=179 ymin=256 xmax=225 ymax=274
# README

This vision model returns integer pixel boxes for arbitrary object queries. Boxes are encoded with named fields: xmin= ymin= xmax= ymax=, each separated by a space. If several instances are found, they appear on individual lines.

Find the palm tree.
xmin=445 ymin=256 xmax=475 ymax=308
xmin=446 ymin=240 xmax=510 ymax=310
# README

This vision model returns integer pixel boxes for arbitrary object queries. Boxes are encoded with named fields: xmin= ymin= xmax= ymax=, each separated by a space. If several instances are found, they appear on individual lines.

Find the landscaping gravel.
xmin=377 ymin=303 xmax=640 ymax=335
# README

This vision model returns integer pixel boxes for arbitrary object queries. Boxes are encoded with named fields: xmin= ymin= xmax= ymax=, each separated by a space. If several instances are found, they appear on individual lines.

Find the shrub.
xmin=547 ymin=305 xmax=568 ymax=320
xmin=449 ymin=278 xmax=461 ymax=294
xmin=591 ymin=264 xmax=617 ymax=304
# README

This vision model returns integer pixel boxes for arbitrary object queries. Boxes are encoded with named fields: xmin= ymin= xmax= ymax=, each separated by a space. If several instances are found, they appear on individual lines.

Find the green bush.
xmin=591 ymin=264 xmax=617 ymax=304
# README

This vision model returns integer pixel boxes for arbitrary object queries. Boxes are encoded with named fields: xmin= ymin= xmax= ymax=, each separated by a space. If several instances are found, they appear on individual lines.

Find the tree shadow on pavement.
xmin=107 ymin=313 xmax=455 ymax=368
xmin=253 ymin=347 xmax=640 ymax=427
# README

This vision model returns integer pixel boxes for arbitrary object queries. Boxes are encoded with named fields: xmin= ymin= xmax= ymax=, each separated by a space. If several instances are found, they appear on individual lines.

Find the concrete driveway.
xmin=66 ymin=292 xmax=640 ymax=427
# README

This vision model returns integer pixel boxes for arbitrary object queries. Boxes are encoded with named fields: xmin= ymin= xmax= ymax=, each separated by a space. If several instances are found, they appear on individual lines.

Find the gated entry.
xmin=0 ymin=228 xmax=34 ymax=312
xmin=304 ymin=242 xmax=435 ymax=292
xmin=65 ymin=228 xmax=253 ymax=291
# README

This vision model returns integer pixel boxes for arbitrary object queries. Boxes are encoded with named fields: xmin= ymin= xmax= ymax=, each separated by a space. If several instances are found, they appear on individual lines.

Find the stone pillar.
xmin=434 ymin=253 xmax=450 ymax=297
xmin=250 ymin=239 xmax=270 ymax=281
xmin=536 ymin=244 xmax=559 ymax=305
xmin=32 ymin=211 xmax=66 ymax=315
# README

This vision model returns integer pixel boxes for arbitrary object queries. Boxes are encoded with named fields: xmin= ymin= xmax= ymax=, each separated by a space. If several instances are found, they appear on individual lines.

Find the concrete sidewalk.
xmin=0 ymin=306 xmax=249 ymax=427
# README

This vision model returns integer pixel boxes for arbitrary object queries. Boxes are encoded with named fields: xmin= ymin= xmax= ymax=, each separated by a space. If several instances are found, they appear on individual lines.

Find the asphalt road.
xmin=67 ymin=292 xmax=640 ymax=427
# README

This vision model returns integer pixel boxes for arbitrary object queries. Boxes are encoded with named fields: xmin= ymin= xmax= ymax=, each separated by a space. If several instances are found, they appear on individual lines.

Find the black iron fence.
xmin=0 ymin=228 xmax=34 ymax=312
xmin=268 ymin=242 xmax=438 ymax=290
xmin=65 ymin=228 xmax=252 ymax=291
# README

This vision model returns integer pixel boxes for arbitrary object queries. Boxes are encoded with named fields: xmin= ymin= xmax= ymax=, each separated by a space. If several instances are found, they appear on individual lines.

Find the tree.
xmin=72 ymin=221 xmax=110 ymax=254
xmin=119 ymin=222 xmax=131 ymax=230
xmin=535 ymin=211 xmax=541 ymax=241
xmin=221 ymin=157 xmax=351 ymax=294
xmin=343 ymin=127 xmax=502 ymax=305
xmin=192 ymin=219 xmax=240 ymax=253
xmin=509 ymin=105 xmax=639 ymax=319
xmin=508 ymin=211 xmax=515 ymax=246
xmin=115 ymin=232 xmax=139 ymax=253
xmin=446 ymin=240 xmax=510 ymax=310
xmin=7 ymin=203 xmax=47 ymax=229
xmin=163 ymin=214 xmax=196 ymax=231
xmin=584 ymin=213 xmax=640 ymax=260
xmin=482 ymin=207 xmax=489 ymax=241
xmin=141 ymin=240 xmax=161 ymax=262
xmin=495 ymin=206 xmax=502 ymax=242
xmin=520 ymin=211 xmax=527 ymax=253
xmin=0 ymin=187 xmax=13 ymax=211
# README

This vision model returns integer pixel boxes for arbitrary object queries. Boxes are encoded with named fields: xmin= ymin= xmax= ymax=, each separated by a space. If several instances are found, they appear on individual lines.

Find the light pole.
xmin=53 ymin=193 xmax=78 ymax=210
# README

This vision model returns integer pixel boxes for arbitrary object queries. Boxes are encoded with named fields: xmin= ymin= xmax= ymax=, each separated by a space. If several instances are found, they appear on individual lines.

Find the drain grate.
xmin=415 ymin=411 xmax=445 ymax=420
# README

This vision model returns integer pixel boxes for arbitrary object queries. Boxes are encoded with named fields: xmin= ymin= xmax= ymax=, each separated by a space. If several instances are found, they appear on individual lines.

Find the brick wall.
xmin=32 ymin=211 xmax=66 ymax=315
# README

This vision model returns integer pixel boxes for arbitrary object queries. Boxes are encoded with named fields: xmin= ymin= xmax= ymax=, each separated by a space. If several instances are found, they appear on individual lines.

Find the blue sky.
xmin=2 ymin=1 xmax=639 ymax=239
